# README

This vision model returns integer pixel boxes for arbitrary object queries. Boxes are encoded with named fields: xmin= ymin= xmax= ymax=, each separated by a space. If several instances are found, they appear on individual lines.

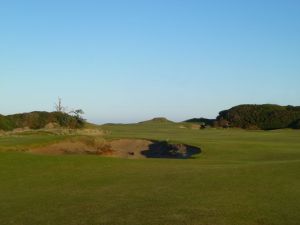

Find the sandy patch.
xmin=31 ymin=138 xmax=201 ymax=159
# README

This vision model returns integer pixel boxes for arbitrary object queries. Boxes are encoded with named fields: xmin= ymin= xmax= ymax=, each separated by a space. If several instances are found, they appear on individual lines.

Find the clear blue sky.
xmin=1 ymin=0 xmax=299 ymax=124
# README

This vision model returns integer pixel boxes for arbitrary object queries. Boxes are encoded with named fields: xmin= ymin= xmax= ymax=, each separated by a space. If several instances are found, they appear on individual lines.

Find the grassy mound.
xmin=0 ymin=111 xmax=85 ymax=131
xmin=139 ymin=117 xmax=174 ymax=124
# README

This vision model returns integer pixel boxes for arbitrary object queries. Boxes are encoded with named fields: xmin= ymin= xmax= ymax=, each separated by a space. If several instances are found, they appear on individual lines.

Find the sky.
xmin=1 ymin=0 xmax=300 ymax=124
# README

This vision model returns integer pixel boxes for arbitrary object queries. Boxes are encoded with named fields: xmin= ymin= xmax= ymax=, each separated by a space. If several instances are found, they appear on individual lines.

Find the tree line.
xmin=216 ymin=104 xmax=300 ymax=130
xmin=186 ymin=104 xmax=300 ymax=130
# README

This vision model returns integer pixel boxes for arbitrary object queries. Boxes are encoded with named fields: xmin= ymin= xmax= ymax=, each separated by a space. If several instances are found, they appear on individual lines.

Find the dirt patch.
xmin=44 ymin=123 xmax=60 ymax=129
xmin=109 ymin=139 xmax=153 ymax=158
xmin=31 ymin=139 xmax=201 ymax=159
xmin=31 ymin=141 xmax=106 ymax=155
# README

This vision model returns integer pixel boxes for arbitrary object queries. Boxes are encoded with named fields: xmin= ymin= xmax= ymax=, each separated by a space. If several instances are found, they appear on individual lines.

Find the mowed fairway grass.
xmin=0 ymin=123 xmax=300 ymax=225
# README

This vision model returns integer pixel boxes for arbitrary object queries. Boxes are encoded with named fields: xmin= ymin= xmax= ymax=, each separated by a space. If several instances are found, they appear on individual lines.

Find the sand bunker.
xmin=32 ymin=139 xmax=201 ymax=159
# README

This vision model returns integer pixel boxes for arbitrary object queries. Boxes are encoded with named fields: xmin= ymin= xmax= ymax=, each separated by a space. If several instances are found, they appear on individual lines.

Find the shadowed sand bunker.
xmin=32 ymin=139 xmax=201 ymax=159
xmin=141 ymin=141 xmax=200 ymax=159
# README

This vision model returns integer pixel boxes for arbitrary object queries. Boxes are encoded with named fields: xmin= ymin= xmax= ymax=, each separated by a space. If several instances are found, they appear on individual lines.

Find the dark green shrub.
xmin=185 ymin=118 xmax=215 ymax=126
xmin=217 ymin=104 xmax=300 ymax=130
xmin=0 ymin=115 xmax=15 ymax=131
xmin=291 ymin=119 xmax=300 ymax=129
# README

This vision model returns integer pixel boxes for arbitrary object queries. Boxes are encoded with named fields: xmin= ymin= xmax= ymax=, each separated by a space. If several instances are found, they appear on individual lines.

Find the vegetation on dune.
xmin=216 ymin=104 xmax=300 ymax=130
xmin=0 ymin=111 xmax=85 ymax=131
xmin=3 ymin=103 xmax=300 ymax=132
xmin=0 ymin=98 xmax=86 ymax=131
xmin=0 ymin=114 xmax=14 ymax=131
xmin=291 ymin=119 xmax=300 ymax=129
xmin=184 ymin=104 xmax=300 ymax=130
xmin=139 ymin=117 xmax=174 ymax=124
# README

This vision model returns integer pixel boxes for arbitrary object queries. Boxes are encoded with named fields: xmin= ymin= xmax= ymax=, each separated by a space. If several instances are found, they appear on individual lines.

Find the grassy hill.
xmin=0 ymin=122 xmax=300 ymax=225
xmin=0 ymin=111 xmax=85 ymax=131
xmin=138 ymin=117 xmax=175 ymax=124
xmin=217 ymin=104 xmax=300 ymax=130
xmin=185 ymin=104 xmax=300 ymax=130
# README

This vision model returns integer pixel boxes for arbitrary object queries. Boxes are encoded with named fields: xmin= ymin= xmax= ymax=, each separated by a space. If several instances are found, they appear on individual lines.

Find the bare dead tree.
xmin=55 ymin=97 xmax=66 ymax=112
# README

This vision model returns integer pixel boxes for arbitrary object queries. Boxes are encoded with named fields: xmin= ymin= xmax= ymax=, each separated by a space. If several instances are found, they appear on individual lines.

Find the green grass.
xmin=0 ymin=123 xmax=300 ymax=225
xmin=0 ymin=133 xmax=67 ymax=151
